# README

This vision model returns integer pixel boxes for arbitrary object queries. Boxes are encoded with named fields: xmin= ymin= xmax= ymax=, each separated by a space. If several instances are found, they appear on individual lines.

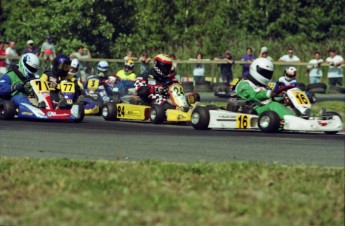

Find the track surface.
xmin=1 ymin=117 xmax=344 ymax=167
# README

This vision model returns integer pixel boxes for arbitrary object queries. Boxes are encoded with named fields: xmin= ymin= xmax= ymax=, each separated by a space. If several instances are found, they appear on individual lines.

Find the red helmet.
xmin=153 ymin=54 xmax=172 ymax=78
xmin=285 ymin=66 xmax=297 ymax=79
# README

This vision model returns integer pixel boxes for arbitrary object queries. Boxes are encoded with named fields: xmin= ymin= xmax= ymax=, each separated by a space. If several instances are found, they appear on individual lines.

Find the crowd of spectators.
xmin=0 ymin=37 xmax=343 ymax=87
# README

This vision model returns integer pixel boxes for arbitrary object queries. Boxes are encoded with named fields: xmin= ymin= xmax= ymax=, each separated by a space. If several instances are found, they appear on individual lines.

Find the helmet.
xmin=69 ymin=58 xmax=80 ymax=76
xmin=97 ymin=61 xmax=109 ymax=72
xmin=285 ymin=66 xmax=297 ymax=81
xmin=249 ymin=58 xmax=274 ymax=86
xmin=52 ymin=54 xmax=71 ymax=77
xmin=18 ymin=53 xmax=40 ymax=78
xmin=153 ymin=54 xmax=172 ymax=79
xmin=124 ymin=59 xmax=134 ymax=74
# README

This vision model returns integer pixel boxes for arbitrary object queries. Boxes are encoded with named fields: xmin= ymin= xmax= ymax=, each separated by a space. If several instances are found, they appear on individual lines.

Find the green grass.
xmin=0 ymin=158 xmax=344 ymax=226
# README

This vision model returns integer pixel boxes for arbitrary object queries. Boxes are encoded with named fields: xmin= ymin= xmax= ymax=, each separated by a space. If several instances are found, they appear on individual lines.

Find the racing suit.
xmin=113 ymin=69 xmax=136 ymax=95
xmin=236 ymin=79 xmax=293 ymax=119
xmin=41 ymin=71 xmax=82 ymax=104
xmin=0 ymin=67 xmax=34 ymax=112
xmin=273 ymin=76 xmax=297 ymax=92
xmin=134 ymin=69 xmax=178 ymax=106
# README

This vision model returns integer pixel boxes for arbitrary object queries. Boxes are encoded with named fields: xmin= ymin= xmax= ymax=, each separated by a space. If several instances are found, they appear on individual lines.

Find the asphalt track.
xmin=0 ymin=116 xmax=344 ymax=167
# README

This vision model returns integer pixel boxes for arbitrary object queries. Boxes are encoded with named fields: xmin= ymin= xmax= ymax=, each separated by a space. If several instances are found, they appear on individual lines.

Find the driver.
xmin=235 ymin=58 xmax=293 ymax=119
xmin=0 ymin=53 xmax=40 ymax=112
xmin=134 ymin=53 xmax=178 ymax=105
xmin=113 ymin=59 xmax=137 ymax=95
xmin=273 ymin=66 xmax=298 ymax=92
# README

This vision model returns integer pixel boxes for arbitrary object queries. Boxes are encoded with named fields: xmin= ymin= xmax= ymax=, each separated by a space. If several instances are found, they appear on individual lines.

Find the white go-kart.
xmin=191 ymin=86 xmax=343 ymax=134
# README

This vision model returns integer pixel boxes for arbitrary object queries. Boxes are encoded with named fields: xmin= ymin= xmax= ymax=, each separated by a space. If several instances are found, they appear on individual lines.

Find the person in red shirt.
xmin=0 ymin=41 xmax=7 ymax=75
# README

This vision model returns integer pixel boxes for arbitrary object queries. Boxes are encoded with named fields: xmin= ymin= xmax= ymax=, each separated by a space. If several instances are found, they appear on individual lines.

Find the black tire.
xmin=307 ymin=92 xmax=317 ymax=104
xmin=258 ymin=111 xmax=281 ymax=133
xmin=306 ymin=83 xmax=327 ymax=93
xmin=297 ymin=83 xmax=306 ymax=91
xmin=112 ymin=92 xmax=121 ymax=103
xmin=324 ymin=111 xmax=342 ymax=134
xmin=182 ymin=82 xmax=193 ymax=93
xmin=102 ymin=102 xmax=118 ymax=121
xmin=0 ymin=100 xmax=16 ymax=120
xmin=329 ymin=86 xmax=345 ymax=94
xmin=150 ymin=104 xmax=165 ymax=124
xmin=73 ymin=103 xmax=85 ymax=123
xmin=191 ymin=106 xmax=210 ymax=130
xmin=95 ymin=102 xmax=103 ymax=116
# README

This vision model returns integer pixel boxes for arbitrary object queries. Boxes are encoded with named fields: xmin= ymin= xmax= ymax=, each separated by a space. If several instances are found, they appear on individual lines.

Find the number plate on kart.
xmin=236 ymin=114 xmax=250 ymax=129
xmin=292 ymin=91 xmax=310 ymax=105
xmin=31 ymin=80 xmax=50 ymax=92
xmin=61 ymin=82 xmax=75 ymax=93
xmin=87 ymin=79 xmax=100 ymax=90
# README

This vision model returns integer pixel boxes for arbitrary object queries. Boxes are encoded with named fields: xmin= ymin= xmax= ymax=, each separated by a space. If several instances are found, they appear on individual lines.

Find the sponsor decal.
xmin=21 ymin=112 xmax=33 ymax=116
xmin=177 ymin=114 xmax=186 ymax=120
xmin=127 ymin=110 xmax=140 ymax=116
xmin=317 ymin=121 xmax=328 ymax=126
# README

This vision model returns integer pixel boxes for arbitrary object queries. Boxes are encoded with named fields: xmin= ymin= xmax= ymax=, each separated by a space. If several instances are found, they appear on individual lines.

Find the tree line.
xmin=0 ymin=0 xmax=344 ymax=61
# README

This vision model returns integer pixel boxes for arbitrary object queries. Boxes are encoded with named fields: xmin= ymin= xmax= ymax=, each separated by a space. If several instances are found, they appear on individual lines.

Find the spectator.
xmin=0 ymin=41 xmax=7 ymax=76
xmin=259 ymin=46 xmax=273 ymax=61
xmin=124 ymin=50 xmax=137 ymax=61
xmin=5 ymin=41 xmax=18 ymax=71
xmin=325 ymin=48 xmax=344 ymax=87
xmin=139 ymin=52 xmax=151 ymax=76
xmin=70 ymin=45 xmax=92 ymax=83
xmin=241 ymin=47 xmax=255 ymax=78
xmin=40 ymin=35 xmax=56 ymax=69
xmin=214 ymin=50 xmax=234 ymax=85
xmin=192 ymin=52 xmax=205 ymax=85
xmin=306 ymin=51 xmax=324 ymax=84
xmin=279 ymin=48 xmax=301 ymax=62
xmin=22 ymin=40 xmax=39 ymax=56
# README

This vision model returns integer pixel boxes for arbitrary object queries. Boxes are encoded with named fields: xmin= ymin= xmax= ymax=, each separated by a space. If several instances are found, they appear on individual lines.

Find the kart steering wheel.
xmin=274 ymin=85 xmax=295 ymax=96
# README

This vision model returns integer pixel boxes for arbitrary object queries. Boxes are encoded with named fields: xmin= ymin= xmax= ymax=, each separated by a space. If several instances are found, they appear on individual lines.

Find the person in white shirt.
xmin=259 ymin=46 xmax=273 ymax=61
xmin=5 ymin=41 xmax=18 ymax=70
xmin=279 ymin=48 xmax=301 ymax=62
xmin=325 ymin=48 xmax=344 ymax=86
xmin=306 ymin=51 xmax=324 ymax=84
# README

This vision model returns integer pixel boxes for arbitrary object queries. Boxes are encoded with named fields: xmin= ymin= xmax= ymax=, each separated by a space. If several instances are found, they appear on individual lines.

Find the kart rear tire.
xmin=150 ymin=104 xmax=165 ymax=124
xmin=73 ymin=103 xmax=85 ymax=123
xmin=191 ymin=106 xmax=210 ymax=130
xmin=0 ymin=100 xmax=16 ymax=120
xmin=102 ymin=102 xmax=118 ymax=121
xmin=258 ymin=111 xmax=281 ymax=133
xmin=306 ymin=83 xmax=327 ymax=94
xmin=324 ymin=111 xmax=342 ymax=134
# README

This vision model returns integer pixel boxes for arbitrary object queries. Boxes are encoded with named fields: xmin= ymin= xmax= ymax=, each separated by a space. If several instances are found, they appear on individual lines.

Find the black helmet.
xmin=153 ymin=54 xmax=173 ymax=79
xmin=52 ymin=54 xmax=71 ymax=77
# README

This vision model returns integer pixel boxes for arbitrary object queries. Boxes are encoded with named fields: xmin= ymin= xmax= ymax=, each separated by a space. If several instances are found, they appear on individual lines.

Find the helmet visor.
xmin=257 ymin=65 xmax=273 ymax=79
xmin=161 ymin=63 xmax=172 ymax=76
xmin=58 ymin=62 xmax=71 ymax=72
xmin=24 ymin=61 xmax=38 ymax=73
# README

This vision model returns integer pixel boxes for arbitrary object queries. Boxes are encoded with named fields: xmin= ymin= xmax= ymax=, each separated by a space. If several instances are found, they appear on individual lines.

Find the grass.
xmin=0 ymin=158 xmax=344 ymax=226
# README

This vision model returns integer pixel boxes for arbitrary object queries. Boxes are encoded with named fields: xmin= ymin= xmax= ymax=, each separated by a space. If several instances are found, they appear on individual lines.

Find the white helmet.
xmin=285 ymin=66 xmax=297 ymax=81
xmin=18 ymin=53 xmax=40 ymax=78
xmin=249 ymin=58 xmax=274 ymax=86
xmin=97 ymin=61 xmax=109 ymax=72
xmin=69 ymin=58 xmax=80 ymax=76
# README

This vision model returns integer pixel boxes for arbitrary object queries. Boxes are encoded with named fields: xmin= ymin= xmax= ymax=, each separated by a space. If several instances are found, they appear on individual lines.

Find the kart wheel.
xmin=191 ymin=106 xmax=210 ymax=130
xmin=0 ymin=100 xmax=16 ymax=120
xmin=73 ymin=103 xmax=84 ymax=123
xmin=95 ymin=101 xmax=103 ymax=116
xmin=258 ymin=111 xmax=281 ymax=133
xmin=112 ymin=92 xmax=121 ymax=103
xmin=324 ymin=111 xmax=342 ymax=134
xmin=102 ymin=102 xmax=118 ymax=121
xmin=308 ymin=92 xmax=317 ymax=104
xmin=150 ymin=104 xmax=165 ymax=124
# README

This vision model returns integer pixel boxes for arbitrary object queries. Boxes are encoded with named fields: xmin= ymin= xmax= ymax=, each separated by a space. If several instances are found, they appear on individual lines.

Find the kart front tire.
xmin=191 ymin=106 xmax=210 ymax=130
xmin=102 ymin=102 xmax=118 ymax=121
xmin=258 ymin=111 xmax=281 ymax=133
xmin=150 ymin=104 xmax=165 ymax=124
xmin=0 ymin=100 xmax=16 ymax=120
xmin=73 ymin=103 xmax=84 ymax=123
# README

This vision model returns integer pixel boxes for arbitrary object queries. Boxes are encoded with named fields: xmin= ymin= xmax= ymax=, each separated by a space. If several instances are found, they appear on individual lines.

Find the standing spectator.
xmin=40 ymin=35 xmax=56 ymax=69
xmin=5 ymin=41 xmax=18 ymax=71
xmin=214 ymin=50 xmax=234 ymax=85
xmin=279 ymin=48 xmax=301 ymax=62
xmin=124 ymin=50 xmax=137 ymax=61
xmin=259 ymin=46 xmax=273 ymax=61
xmin=325 ymin=48 xmax=344 ymax=87
xmin=139 ymin=52 xmax=151 ymax=76
xmin=22 ymin=40 xmax=39 ymax=56
xmin=241 ymin=47 xmax=255 ymax=78
xmin=0 ymin=41 xmax=7 ymax=76
xmin=70 ymin=45 xmax=92 ymax=83
xmin=306 ymin=51 xmax=324 ymax=84
xmin=192 ymin=52 xmax=205 ymax=85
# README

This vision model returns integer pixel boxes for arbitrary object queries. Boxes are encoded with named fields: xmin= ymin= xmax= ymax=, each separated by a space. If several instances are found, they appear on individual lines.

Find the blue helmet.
xmin=52 ymin=54 xmax=71 ymax=77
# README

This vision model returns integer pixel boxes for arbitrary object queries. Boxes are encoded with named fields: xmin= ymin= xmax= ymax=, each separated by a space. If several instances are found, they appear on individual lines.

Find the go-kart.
xmin=0 ymin=79 xmax=84 ymax=122
xmin=191 ymin=86 xmax=343 ymax=134
xmin=102 ymin=81 xmax=200 ymax=124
